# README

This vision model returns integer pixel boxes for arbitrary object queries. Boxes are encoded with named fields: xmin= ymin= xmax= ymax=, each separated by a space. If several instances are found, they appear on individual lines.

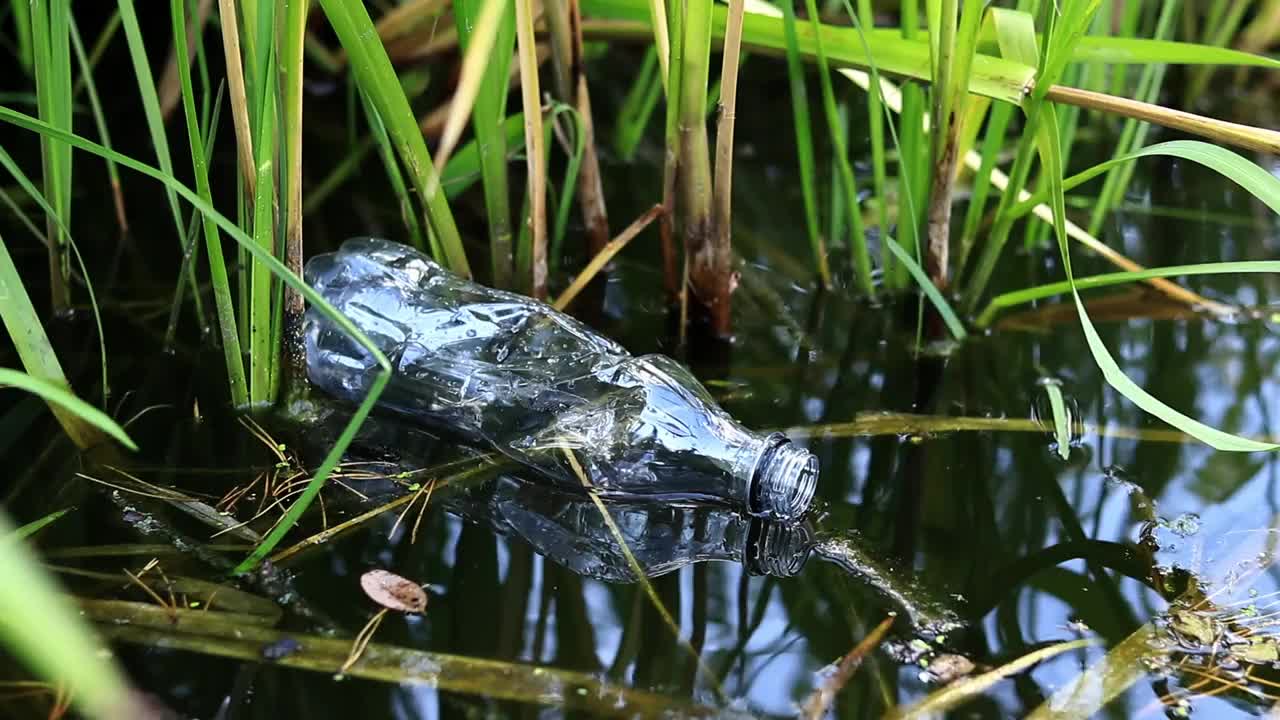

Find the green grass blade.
xmin=316 ymin=0 xmax=471 ymax=277
xmin=30 ymin=0 xmax=74 ymax=310
xmin=613 ymin=47 xmax=663 ymax=161
xmin=1033 ymin=107 xmax=1275 ymax=453
xmin=115 ymin=0 xmax=207 ymax=329
xmin=0 ymin=145 xmax=109 ymax=406
xmin=1087 ymin=0 xmax=1179 ymax=236
xmin=171 ymin=0 xmax=249 ymax=408
xmin=11 ymin=0 xmax=33 ymax=74
xmin=10 ymin=507 xmax=73 ymax=540
xmin=1011 ymin=140 xmax=1280 ymax=221
xmin=456 ymin=0 xmax=516 ymax=286
xmin=1040 ymin=379 xmax=1071 ymax=460
xmin=978 ymin=260 xmax=1280 ymax=327
xmin=67 ymin=15 xmax=126 ymax=232
xmin=248 ymin=36 xmax=277 ymax=409
xmin=1071 ymin=36 xmax=1280 ymax=69
xmin=0 ymin=231 xmax=105 ymax=450
xmin=855 ymin=0 xmax=888 ymax=278
xmin=0 ymin=105 xmax=396 ymax=569
xmin=0 ymin=511 xmax=133 ymax=719
xmin=801 ymin=0 xmax=873 ymax=296
xmin=0 ymin=369 xmax=136 ymax=450
xmin=548 ymin=104 xmax=586 ymax=271
xmin=359 ymin=91 xmax=429 ymax=252
xmin=778 ymin=0 xmax=829 ymax=287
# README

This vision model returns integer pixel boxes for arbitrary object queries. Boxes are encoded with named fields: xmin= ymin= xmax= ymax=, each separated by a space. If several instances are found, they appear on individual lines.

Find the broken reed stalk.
xmin=678 ymin=0 xmax=727 ymax=334
xmin=711 ymin=0 xmax=745 ymax=271
xmin=514 ymin=0 xmax=548 ymax=297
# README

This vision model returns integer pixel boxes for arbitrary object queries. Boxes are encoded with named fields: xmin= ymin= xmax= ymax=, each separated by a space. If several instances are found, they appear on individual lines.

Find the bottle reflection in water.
xmin=446 ymin=476 xmax=811 ymax=582
xmin=305 ymin=238 xmax=818 ymax=520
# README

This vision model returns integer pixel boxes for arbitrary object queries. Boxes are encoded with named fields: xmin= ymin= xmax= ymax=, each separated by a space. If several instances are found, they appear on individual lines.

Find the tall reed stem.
xmin=678 ymin=0 xmax=725 ymax=332
xmin=281 ymin=0 xmax=310 ymax=392
xmin=514 ymin=0 xmax=548 ymax=297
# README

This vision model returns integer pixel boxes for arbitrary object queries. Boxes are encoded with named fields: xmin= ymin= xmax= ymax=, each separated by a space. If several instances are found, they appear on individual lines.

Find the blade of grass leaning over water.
xmin=0 ymin=512 xmax=134 ymax=719
xmin=0 ymin=106 xmax=395 ymax=569
xmin=0 ymin=144 xmax=110 ymax=404
xmin=976 ymin=260 xmax=1280 ymax=328
xmin=317 ymin=0 xmax=470 ymax=276
xmin=0 ymin=369 xmax=136 ymax=450
xmin=0 ymin=231 xmax=106 ymax=449
xmin=171 ymin=0 xmax=249 ymax=409
xmin=1035 ymin=110 xmax=1278 ymax=452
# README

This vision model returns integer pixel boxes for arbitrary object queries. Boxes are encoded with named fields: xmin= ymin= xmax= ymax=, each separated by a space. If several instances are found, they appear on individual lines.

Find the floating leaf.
xmin=360 ymin=569 xmax=427 ymax=614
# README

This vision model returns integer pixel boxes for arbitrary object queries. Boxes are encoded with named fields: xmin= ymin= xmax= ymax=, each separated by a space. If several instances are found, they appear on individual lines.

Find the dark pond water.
xmin=3 ymin=43 xmax=1280 ymax=719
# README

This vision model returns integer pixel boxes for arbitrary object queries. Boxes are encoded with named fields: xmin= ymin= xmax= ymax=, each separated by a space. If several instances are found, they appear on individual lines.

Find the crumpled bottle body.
xmin=305 ymin=239 xmax=811 ymax=515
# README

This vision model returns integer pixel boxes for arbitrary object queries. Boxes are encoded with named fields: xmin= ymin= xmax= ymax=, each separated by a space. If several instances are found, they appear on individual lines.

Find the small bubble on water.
xmin=1169 ymin=513 xmax=1201 ymax=537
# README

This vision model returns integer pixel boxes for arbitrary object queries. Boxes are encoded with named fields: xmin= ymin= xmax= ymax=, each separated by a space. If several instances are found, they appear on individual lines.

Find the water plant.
xmin=0 ymin=0 xmax=1278 ymax=716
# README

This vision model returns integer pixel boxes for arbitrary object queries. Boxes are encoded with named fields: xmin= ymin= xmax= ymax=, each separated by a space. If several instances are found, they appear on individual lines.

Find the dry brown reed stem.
xmin=711 ymin=0 xmax=745 ymax=277
xmin=553 ymin=204 xmax=663 ymax=310
xmin=800 ymin=615 xmax=897 ymax=720
xmin=216 ymin=0 xmax=255 ymax=196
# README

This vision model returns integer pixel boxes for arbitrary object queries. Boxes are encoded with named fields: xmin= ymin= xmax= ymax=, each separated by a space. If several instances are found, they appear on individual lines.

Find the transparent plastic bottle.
xmin=304 ymin=238 xmax=818 ymax=520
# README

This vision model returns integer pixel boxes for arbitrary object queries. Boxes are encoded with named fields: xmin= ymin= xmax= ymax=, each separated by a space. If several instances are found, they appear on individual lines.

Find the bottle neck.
xmin=747 ymin=433 xmax=819 ymax=521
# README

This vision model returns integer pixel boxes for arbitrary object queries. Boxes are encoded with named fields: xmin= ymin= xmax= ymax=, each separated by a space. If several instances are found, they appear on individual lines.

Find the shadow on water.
xmin=4 ymin=54 xmax=1280 ymax=720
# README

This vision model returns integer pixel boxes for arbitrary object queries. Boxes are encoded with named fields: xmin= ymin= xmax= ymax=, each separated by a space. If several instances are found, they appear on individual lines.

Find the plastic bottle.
xmin=304 ymin=238 xmax=818 ymax=520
